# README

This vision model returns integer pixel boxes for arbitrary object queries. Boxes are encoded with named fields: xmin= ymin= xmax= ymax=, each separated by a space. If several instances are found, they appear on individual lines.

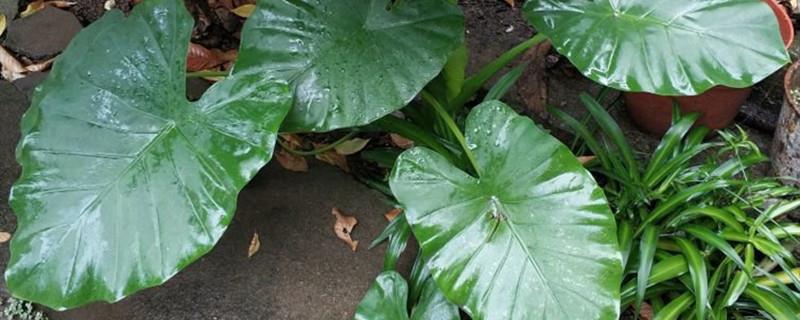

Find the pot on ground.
xmin=773 ymin=60 xmax=800 ymax=185
xmin=624 ymin=0 xmax=794 ymax=135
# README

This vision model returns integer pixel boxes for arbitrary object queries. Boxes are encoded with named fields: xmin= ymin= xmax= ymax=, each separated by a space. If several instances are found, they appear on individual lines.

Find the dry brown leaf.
xmin=390 ymin=134 xmax=414 ymax=149
xmin=503 ymin=0 xmax=515 ymax=7
xmin=187 ymin=43 xmax=226 ymax=72
xmin=230 ymin=4 xmax=255 ymax=18
xmin=20 ymin=0 xmax=44 ymax=17
xmin=332 ymin=208 xmax=358 ymax=251
xmin=334 ymin=138 xmax=370 ymax=156
xmin=0 ymin=232 xmax=11 ymax=243
xmin=275 ymin=148 xmax=308 ymax=172
xmin=247 ymin=232 xmax=260 ymax=257
xmin=314 ymin=143 xmax=349 ymax=172
xmin=25 ymin=57 xmax=54 ymax=72
xmin=280 ymin=134 xmax=304 ymax=149
xmin=577 ymin=155 xmax=596 ymax=165
xmin=0 ymin=45 xmax=26 ymax=81
xmin=384 ymin=208 xmax=402 ymax=221
xmin=639 ymin=302 xmax=653 ymax=320
xmin=46 ymin=1 xmax=76 ymax=8
xmin=0 ymin=14 xmax=6 ymax=38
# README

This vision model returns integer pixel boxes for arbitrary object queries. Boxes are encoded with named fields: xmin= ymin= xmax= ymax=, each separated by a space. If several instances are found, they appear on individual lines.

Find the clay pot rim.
xmin=783 ymin=60 xmax=800 ymax=117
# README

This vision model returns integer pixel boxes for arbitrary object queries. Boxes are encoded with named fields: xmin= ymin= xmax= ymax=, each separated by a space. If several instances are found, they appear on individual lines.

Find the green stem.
xmin=186 ymin=70 xmax=230 ymax=78
xmin=374 ymin=116 xmax=458 ymax=164
xmin=423 ymin=91 xmax=481 ymax=177
xmin=278 ymin=131 xmax=358 ymax=156
xmin=450 ymin=33 xmax=548 ymax=110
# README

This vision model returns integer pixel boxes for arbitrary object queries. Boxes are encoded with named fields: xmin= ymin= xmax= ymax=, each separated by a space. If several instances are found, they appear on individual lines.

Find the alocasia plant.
xmin=389 ymin=101 xmax=622 ymax=319
xmin=7 ymin=0 xmax=291 ymax=309
xmin=233 ymin=0 xmax=464 ymax=132
xmin=524 ymin=0 xmax=790 ymax=95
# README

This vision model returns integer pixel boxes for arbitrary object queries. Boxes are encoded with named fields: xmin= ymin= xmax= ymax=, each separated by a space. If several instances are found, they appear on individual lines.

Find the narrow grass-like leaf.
xmin=653 ymin=292 xmax=693 ymax=320
xmin=668 ymin=207 xmax=745 ymax=233
xmin=683 ymin=225 xmax=744 ymax=269
xmin=643 ymin=114 xmax=699 ymax=183
xmin=637 ymin=226 xmax=660 ymax=312
xmin=580 ymin=93 xmax=639 ymax=182
xmin=621 ymin=255 xmax=688 ymax=301
xmin=618 ymin=220 xmax=634 ymax=268
xmin=483 ymin=62 xmax=529 ymax=102
xmin=675 ymin=238 xmax=708 ymax=320
xmin=720 ymin=271 xmax=748 ymax=308
xmin=548 ymin=106 xmax=615 ymax=173
xmin=639 ymin=180 xmax=730 ymax=233
xmin=744 ymin=285 xmax=797 ymax=320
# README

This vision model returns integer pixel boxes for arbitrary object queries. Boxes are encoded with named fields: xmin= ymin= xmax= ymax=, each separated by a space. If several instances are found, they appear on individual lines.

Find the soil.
xmin=0 ymin=0 xmax=791 ymax=319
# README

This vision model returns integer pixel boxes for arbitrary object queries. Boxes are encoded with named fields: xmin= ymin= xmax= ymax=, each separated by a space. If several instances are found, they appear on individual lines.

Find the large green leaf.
xmin=389 ymin=101 xmax=622 ymax=319
xmin=234 ymin=0 xmax=464 ymax=132
xmin=410 ymin=276 xmax=459 ymax=320
xmin=354 ymin=271 xmax=410 ymax=320
xmin=524 ymin=0 xmax=790 ymax=95
xmin=7 ymin=0 xmax=292 ymax=310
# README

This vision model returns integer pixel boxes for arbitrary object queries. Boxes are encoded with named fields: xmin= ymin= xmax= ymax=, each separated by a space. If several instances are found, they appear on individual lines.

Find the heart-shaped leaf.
xmin=7 ymin=0 xmax=292 ymax=310
xmin=390 ymin=101 xmax=622 ymax=319
xmin=234 ymin=0 xmax=464 ymax=132
xmin=354 ymin=271 xmax=459 ymax=320
xmin=524 ymin=0 xmax=790 ymax=95
xmin=354 ymin=271 xmax=410 ymax=320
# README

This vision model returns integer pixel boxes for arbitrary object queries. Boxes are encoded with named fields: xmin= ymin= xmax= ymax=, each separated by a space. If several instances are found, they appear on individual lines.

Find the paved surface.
xmin=3 ymin=6 xmax=82 ymax=60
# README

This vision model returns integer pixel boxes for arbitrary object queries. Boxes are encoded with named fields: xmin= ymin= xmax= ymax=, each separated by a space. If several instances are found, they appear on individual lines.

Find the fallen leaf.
xmin=230 ymin=4 xmax=255 ymax=18
xmin=334 ymin=138 xmax=370 ymax=155
xmin=639 ymin=302 xmax=653 ymax=320
xmin=187 ymin=43 xmax=226 ymax=72
xmin=275 ymin=148 xmax=308 ymax=172
xmin=0 ymin=45 xmax=26 ymax=81
xmin=577 ymin=155 xmax=596 ymax=165
xmin=315 ymin=143 xmax=349 ymax=172
xmin=247 ymin=232 xmax=260 ymax=257
xmin=0 ymin=14 xmax=6 ymax=37
xmin=384 ymin=208 xmax=402 ymax=221
xmin=503 ymin=0 xmax=515 ymax=7
xmin=0 ymin=232 xmax=11 ymax=243
xmin=332 ymin=208 xmax=359 ymax=251
xmin=20 ymin=0 xmax=44 ymax=17
xmin=46 ymin=1 xmax=76 ymax=8
xmin=518 ymin=41 xmax=553 ymax=118
xmin=389 ymin=134 xmax=414 ymax=149
xmin=24 ymin=57 xmax=54 ymax=72
xmin=280 ymin=134 xmax=304 ymax=149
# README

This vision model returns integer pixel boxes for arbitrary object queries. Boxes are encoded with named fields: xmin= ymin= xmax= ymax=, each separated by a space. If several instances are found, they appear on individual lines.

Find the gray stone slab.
xmin=3 ymin=6 xmax=81 ymax=60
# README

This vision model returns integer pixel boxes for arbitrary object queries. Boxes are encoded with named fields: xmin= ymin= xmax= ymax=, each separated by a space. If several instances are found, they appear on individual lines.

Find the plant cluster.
xmin=4 ymin=0 xmax=795 ymax=319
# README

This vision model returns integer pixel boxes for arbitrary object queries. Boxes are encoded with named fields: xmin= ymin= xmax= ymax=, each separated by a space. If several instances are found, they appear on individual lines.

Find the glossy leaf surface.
xmin=7 ymin=0 xmax=292 ymax=310
xmin=390 ymin=101 xmax=622 ymax=319
xmin=524 ymin=0 xmax=790 ymax=95
xmin=354 ymin=271 xmax=410 ymax=320
xmin=410 ymin=277 xmax=459 ymax=320
xmin=234 ymin=0 xmax=464 ymax=132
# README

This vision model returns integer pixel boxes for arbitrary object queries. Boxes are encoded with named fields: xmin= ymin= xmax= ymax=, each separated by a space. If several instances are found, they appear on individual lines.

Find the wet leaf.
xmin=275 ymin=148 xmax=308 ymax=172
xmin=354 ymin=271 xmax=409 ymax=320
xmin=234 ymin=0 xmax=464 ymax=132
xmin=7 ymin=0 xmax=292 ymax=309
xmin=334 ymin=138 xmax=370 ymax=156
xmin=390 ymin=134 xmax=414 ymax=149
xmin=332 ymin=208 xmax=358 ymax=251
xmin=230 ymin=4 xmax=254 ymax=17
xmin=524 ymin=0 xmax=790 ymax=95
xmin=384 ymin=208 xmax=402 ymax=221
xmin=0 ymin=231 xmax=11 ymax=243
xmin=247 ymin=232 xmax=260 ymax=257
xmin=390 ymin=101 xmax=621 ymax=319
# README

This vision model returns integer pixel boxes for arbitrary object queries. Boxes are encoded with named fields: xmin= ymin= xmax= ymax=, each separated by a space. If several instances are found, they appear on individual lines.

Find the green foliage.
xmin=234 ymin=0 xmax=465 ymax=132
xmin=354 ymin=271 xmax=459 ymax=320
xmin=7 ymin=0 xmax=292 ymax=309
xmin=524 ymin=0 xmax=790 ymax=95
xmin=2 ymin=298 xmax=48 ymax=320
xmin=555 ymin=94 xmax=800 ymax=319
xmin=389 ymin=101 xmax=621 ymax=319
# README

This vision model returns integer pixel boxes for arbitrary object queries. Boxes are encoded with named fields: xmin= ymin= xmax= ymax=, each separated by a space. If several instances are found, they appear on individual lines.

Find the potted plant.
xmin=524 ymin=0 xmax=793 ymax=134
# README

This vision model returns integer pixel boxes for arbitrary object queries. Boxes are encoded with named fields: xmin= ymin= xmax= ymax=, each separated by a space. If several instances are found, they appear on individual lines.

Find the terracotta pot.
xmin=624 ymin=0 xmax=795 ymax=135
xmin=772 ymin=60 xmax=800 ymax=185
